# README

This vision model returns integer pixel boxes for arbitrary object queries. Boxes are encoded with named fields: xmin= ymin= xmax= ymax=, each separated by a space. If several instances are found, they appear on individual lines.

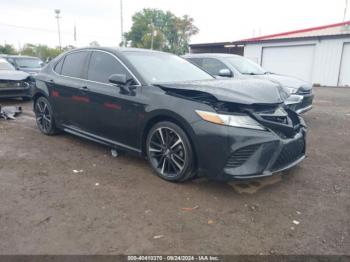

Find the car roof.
xmin=65 ymin=47 xmax=175 ymax=56
xmin=182 ymin=53 xmax=241 ymax=59
xmin=5 ymin=55 xmax=41 ymax=59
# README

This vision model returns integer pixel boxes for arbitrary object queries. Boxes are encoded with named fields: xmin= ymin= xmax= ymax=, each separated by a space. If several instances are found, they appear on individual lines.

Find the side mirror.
xmin=108 ymin=74 xmax=136 ymax=95
xmin=108 ymin=74 xmax=127 ymax=86
xmin=218 ymin=68 xmax=233 ymax=77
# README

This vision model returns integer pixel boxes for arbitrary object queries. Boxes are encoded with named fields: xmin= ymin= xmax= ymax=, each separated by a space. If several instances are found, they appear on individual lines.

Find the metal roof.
xmin=240 ymin=20 xmax=350 ymax=42
xmin=190 ymin=21 xmax=350 ymax=47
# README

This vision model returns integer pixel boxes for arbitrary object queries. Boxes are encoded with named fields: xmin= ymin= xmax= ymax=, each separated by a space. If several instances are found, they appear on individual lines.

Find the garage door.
xmin=339 ymin=43 xmax=350 ymax=87
xmin=262 ymin=45 xmax=315 ymax=82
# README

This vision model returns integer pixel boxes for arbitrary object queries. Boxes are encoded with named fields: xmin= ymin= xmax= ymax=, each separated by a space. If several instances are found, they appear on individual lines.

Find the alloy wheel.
xmin=148 ymin=127 xmax=187 ymax=178
xmin=35 ymin=99 xmax=52 ymax=133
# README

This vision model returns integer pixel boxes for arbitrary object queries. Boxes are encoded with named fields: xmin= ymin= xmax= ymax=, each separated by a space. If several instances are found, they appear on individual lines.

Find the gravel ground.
xmin=0 ymin=86 xmax=349 ymax=255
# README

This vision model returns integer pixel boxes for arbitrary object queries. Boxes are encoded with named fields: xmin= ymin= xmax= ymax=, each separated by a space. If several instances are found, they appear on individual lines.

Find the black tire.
xmin=146 ymin=121 xmax=196 ymax=182
xmin=34 ymin=96 xmax=58 ymax=135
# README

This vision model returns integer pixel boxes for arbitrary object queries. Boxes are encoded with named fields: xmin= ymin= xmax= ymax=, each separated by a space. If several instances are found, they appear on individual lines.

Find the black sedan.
xmin=0 ymin=58 xmax=33 ymax=100
xmin=33 ymin=47 xmax=307 ymax=182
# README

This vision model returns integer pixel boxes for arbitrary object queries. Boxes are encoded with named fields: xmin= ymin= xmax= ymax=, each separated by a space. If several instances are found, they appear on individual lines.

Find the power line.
xmin=0 ymin=22 xmax=113 ymax=40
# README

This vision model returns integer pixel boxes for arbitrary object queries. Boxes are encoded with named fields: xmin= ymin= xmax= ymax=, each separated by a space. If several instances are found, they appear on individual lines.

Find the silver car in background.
xmin=183 ymin=53 xmax=314 ymax=114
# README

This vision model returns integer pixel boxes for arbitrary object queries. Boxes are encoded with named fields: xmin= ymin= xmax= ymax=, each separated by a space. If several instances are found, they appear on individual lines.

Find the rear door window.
xmin=61 ymin=51 xmax=89 ymax=78
xmin=87 ymin=51 xmax=130 ymax=84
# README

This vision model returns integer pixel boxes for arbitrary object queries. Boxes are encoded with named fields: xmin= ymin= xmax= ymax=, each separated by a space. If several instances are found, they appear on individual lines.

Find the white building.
xmin=240 ymin=21 xmax=350 ymax=86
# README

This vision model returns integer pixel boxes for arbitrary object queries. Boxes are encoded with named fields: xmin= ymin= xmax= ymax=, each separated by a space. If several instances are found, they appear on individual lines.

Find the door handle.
xmin=49 ymin=79 xmax=55 ymax=83
xmin=80 ymin=86 xmax=89 ymax=91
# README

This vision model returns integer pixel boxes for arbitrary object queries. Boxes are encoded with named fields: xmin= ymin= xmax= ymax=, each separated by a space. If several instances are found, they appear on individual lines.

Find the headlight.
xmin=288 ymin=88 xmax=298 ymax=94
xmin=195 ymin=110 xmax=266 ymax=130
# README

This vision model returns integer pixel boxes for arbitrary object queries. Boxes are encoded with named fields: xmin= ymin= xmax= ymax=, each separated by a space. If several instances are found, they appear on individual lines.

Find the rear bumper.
xmin=192 ymin=119 xmax=307 ymax=181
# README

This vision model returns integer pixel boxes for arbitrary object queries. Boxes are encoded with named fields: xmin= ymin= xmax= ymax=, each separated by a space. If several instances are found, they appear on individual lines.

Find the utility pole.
xmin=120 ymin=0 xmax=124 ymax=47
xmin=344 ymin=0 xmax=349 ymax=21
xmin=345 ymin=0 xmax=349 ymax=21
xmin=150 ymin=23 xmax=154 ymax=50
xmin=54 ymin=9 xmax=62 ymax=50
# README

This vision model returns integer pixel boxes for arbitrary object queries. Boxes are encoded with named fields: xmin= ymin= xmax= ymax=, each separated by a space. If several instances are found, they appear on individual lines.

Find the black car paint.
xmin=33 ymin=47 xmax=307 ymax=181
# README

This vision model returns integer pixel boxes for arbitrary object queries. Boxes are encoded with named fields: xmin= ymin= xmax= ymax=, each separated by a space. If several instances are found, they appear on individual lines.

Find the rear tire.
xmin=146 ymin=121 xmax=196 ymax=182
xmin=34 ymin=96 xmax=58 ymax=135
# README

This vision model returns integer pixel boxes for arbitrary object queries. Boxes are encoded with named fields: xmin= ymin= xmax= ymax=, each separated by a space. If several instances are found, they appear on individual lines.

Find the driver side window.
xmin=201 ymin=58 xmax=229 ymax=76
xmin=88 ymin=51 xmax=130 ymax=84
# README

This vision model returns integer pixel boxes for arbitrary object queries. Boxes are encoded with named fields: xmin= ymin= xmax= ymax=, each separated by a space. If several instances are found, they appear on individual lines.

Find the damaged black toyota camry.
xmin=33 ymin=47 xmax=307 ymax=182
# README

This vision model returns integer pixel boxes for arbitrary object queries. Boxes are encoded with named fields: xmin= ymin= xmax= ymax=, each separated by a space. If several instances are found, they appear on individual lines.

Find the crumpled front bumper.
xmin=191 ymin=117 xmax=307 ymax=181
xmin=0 ymin=82 xmax=33 ymax=99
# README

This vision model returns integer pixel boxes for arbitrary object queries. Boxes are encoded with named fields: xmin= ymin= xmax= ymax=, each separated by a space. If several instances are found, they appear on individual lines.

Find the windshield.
xmin=123 ymin=51 xmax=214 ymax=84
xmin=225 ymin=56 xmax=266 ymax=75
xmin=15 ymin=58 xmax=43 ymax=68
xmin=0 ymin=61 xmax=15 ymax=71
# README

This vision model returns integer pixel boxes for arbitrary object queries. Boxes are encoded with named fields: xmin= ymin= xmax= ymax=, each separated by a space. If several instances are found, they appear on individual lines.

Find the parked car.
xmin=0 ymin=58 xmax=34 ymax=100
xmin=183 ymin=53 xmax=314 ymax=114
xmin=33 ymin=47 xmax=307 ymax=182
xmin=1 ymin=55 xmax=44 ymax=76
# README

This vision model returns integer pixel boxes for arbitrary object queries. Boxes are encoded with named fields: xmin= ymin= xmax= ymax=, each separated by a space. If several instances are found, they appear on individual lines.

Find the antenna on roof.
xmin=344 ymin=0 xmax=349 ymax=22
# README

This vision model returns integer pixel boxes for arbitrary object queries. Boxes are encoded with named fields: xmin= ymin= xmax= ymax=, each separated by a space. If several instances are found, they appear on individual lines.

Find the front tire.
xmin=34 ymin=96 xmax=58 ymax=135
xmin=146 ymin=121 xmax=196 ymax=182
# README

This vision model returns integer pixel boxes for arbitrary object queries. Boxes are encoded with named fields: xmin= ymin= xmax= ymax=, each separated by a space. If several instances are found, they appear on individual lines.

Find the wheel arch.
xmin=141 ymin=111 xmax=198 ymax=167
xmin=32 ymin=91 xmax=48 ymax=111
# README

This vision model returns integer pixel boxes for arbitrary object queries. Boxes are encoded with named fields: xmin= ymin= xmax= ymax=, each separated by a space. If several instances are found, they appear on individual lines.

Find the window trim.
xmin=57 ymin=50 xmax=89 ymax=79
xmin=53 ymin=56 xmax=65 ymax=74
xmin=52 ymin=49 xmax=141 ymax=87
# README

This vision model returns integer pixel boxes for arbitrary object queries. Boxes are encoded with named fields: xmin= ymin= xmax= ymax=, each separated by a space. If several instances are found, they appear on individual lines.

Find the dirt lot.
xmin=0 ymin=86 xmax=349 ymax=255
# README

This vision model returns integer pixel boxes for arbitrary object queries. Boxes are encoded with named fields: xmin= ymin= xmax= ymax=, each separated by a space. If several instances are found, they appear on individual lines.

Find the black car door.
xmin=82 ymin=50 xmax=144 ymax=150
xmin=49 ymin=51 xmax=90 ymax=129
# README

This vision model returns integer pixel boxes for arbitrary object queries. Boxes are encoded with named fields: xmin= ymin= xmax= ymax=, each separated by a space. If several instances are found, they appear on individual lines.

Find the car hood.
xmin=19 ymin=67 xmax=42 ymax=74
xmin=249 ymin=74 xmax=312 ymax=91
xmin=0 ymin=70 xmax=30 ymax=81
xmin=156 ymin=78 xmax=288 ymax=105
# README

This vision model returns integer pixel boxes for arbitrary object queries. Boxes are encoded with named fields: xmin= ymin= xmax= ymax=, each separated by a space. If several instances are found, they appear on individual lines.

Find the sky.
xmin=0 ymin=0 xmax=348 ymax=49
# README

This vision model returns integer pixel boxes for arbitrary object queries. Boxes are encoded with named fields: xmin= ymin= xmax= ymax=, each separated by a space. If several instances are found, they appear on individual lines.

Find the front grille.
xmin=261 ymin=115 xmax=288 ymax=125
xmin=226 ymin=144 xmax=260 ymax=168
xmin=0 ymin=80 xmax=29 ymax=89
xmin=297 ymin=89 xmax=312 ymax=95
xmin=272 ymin=138 xmax=305 ymax=171
xmin=296 ymin=95 xmax=313 ymax=111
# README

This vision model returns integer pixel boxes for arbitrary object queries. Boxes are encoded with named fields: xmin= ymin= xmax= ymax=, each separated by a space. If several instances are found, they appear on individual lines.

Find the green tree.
xmin=124 ymin=9 xmax=198 ymax=55
xmin=0 ymin=44 xmax=18 ymax=55
xmin=21 ymin=43 xmax=66 ymax=61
